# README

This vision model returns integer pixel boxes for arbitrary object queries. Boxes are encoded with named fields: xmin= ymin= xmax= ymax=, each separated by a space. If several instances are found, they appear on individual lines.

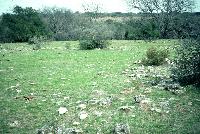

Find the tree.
xmin=82 ymin=2 xmax=103 ymax=20
xmin=126 ymin=0 xmax=195 ymax=38
xmin=41 ymin=7 xmax=74 ymax=40
xmin=125 ymin=18 xmax=160 ymax=40
xmin=0 ymin=6 xmax=48 ymax=42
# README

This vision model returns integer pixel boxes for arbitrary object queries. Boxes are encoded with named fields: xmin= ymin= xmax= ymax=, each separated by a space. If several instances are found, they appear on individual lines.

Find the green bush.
xmin=28 ymin=36 xmax=46 ymax=50
xmin=171 ymin=38 xmax=200 ymax=86
xmin=79 ymin=39 xmax=109 ymax=50
xmin=142 ymin=47 xmax=169 ymax=66
xmin=79 ymin=22 xmax=112 ymax=50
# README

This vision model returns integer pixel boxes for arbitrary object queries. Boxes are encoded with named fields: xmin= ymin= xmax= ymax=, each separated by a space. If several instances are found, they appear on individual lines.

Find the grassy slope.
xmin=0 ymin=40 xmax=200 ymax=133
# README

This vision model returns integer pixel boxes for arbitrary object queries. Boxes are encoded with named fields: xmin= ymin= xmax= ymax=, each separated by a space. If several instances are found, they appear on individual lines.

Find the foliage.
xmin=142 ymin=47 xmax=169 ymax=66
xmin=172 ymin=13 xmax=200 ymax=39
xmin=125 ymin=19 xmax=160 ymax=40
xmin=64 ymin=42 xmax=71 ymax=49
xmin=126 ymin=0 xmax=195 ymax=39
xmin=79 ymin=39 xmax=109 ymax=50
xmin=41 ymin=7 xmax=74 ymax=41
xmin=28 ymin=36 xmax=47 ymax=50
xmin=171 ymin=38 xmax=200 ymax=86
xmin=0 ymin=6 xmax=199 ymax=42
xmin=79 ymin=22 xmax=112 ymax=50
xmin=0 ymin=6 xmax=48 ymax=43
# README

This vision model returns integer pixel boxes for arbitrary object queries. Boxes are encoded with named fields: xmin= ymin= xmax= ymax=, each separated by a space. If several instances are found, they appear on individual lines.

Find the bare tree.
xmin=126 ymin=0 xmax=195 ymax=38
xmin=41 ymin=7 xmax=74 ymax=40
xmin=127 ymin=0 xmax=194 ymax=14
xmin=82 ymin=2 xmax=103 ymax=20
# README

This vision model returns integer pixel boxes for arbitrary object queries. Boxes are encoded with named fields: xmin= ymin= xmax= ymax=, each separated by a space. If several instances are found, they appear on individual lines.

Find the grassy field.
xmin=0 ymin=40 xmax=200 ymax=134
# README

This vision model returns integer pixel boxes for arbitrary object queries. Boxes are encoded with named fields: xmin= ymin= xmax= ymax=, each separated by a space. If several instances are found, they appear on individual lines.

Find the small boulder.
xmin=134 ymin=95 xmax=146 ymax=103
xmin=79 ymin=111 xmax=88 ymax=120
xmin=114 ymin=123 xmax=131 ymax=134
xmin=58 ymin=107 xmax=68 ymax=115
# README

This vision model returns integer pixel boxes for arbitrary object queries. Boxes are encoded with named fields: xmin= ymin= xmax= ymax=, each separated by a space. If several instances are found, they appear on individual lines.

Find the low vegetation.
xmin=142 ymin=47 xmax=169 ymax=66
xmin=79 ymin=39 xmax=109 ymax=50
xmin=1 ymin=40 xmax=200 ymax=133
xmin=171 ymin=38 xmax=200 ymax=86
xmin=0 ymin=1 xmax=200 ymax=133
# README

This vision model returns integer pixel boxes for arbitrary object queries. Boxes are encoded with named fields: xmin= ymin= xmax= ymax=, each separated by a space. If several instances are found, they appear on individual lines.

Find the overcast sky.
xmin=0 ymin=0 xmax=199 ymax=14
xmin=0 ymin=0 xmax=129 ymax=14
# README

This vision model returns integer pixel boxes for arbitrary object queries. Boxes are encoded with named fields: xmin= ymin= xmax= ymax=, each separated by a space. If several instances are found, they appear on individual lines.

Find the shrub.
xmin=64 ymin=42 xmax=71 ymax=50
xmin=79 ymin=22 xmax=112 ymax=50
xmin=142 ymin=47 xmax=169 ymax=66
xmin=171 ymin=38 xmax=200 ymax=86
xmin=79 ymin=39 xmax=109 ymax=50
xmin=28 ymin=36 xmax=46 ymax=50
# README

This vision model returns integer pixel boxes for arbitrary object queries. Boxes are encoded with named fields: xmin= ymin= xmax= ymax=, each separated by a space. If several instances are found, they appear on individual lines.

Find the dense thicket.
xmin=0 ymin=6 xmax=48 ymax=42
xmin=171 ymin=38 xmax=200 ymax=86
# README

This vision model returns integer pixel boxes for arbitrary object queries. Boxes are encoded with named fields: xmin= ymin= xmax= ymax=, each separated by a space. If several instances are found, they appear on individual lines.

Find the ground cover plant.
xmin=0 ymin=40 xmax=200 ymax=133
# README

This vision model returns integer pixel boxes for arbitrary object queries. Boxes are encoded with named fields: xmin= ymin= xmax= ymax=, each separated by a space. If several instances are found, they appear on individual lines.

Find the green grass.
xmin=0 ymin=40 xmax=200 ymax=133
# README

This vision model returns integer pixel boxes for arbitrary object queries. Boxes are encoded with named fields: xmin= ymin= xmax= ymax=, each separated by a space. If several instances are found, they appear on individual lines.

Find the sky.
xmin=0 ymin=0 xmax=129 ymax=14
xmin=0 ymin=0 xmax=199 ymax=14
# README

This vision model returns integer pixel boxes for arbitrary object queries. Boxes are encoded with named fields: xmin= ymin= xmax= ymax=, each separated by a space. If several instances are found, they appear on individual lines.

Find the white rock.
xmin=9 ymin=120 xmax=20 ymax=127
xmin=64 ymin=96 xmax=70 ymax=100
xmin=79 ymin=111 xmax=88 ymax=120
xmin=72 ymin=121 xmax=80 ymax=126
xmin=58 ymin=107 xmax=68 ymax=114
xmin=155 ymin=108 xmax=162 ymax=113
xmin=16 ymin=89 xmax=21 ymax=93
xmin=93 ymin=111 xmax=103 ymax=117
xmin=77 ymin=104 xmax=86 ymax=109
xmin=131 ymin=114 xmax=136 ymax=118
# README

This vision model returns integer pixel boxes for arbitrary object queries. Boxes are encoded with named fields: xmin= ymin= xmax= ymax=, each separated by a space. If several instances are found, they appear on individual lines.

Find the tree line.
xmin=0 ymin=4 xmax=199 ymax=43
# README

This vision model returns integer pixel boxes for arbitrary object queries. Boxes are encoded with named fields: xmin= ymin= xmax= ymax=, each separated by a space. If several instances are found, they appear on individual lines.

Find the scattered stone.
xmin=143 ymin=88 xmax=152 ymax=94
xmin=9 ymin=120 xmax=20 ymax=127
xmin=77 ymin=104 xmax=87 ymax=110
xmin=91 ymin=90 xmax=105 ymax=97
xmin=79 ymin=111 xmax=88 ymax=120
xmin=188 ymin=102 xmax=192 ymax=106
xmin=160 ymin=101 xmax=169 ymax=109
xmin=64 ymin=96 xmax=70 ymax=100
xmin=93 ymin=111 xmax=103 ymax=117
xmin=65 ymin=128 xmax=83 ymax=134
xmin=30 ymin=93 xmax=34 ymax=96
xmin=23 ymin=96 xmax=34 ymax=101
xmin=131 ymin=114 xmax=136 ymax=118
xmin=99 ymin=97 xmax=112 ymax=106
xmin=37 ymin=125 xmax=83 ymax=134
xmin=118 ymin=106 xmax=135 ymax=113
xmin=114 ymin=123 xmax=131 ymax=134
xmin=195 ymin=99 xmax=200 ymax=102
xmin=72 ymin=122 xmax=80 ymax=126
xmin=163 ymin=83 xmax=182 ymax=91
xmin=173 ymin=89 xmax=185 ymax=95
xmin=134 ymin=95 xmax=146 ymax=103
xmin=133 ymin=60 xmax=141 ymax=64
xmin=120 ymin=88 xmax=134 ymax=95
xmin=155 ymin=108 xmax=162 ymax=113
xmin=128 ymin=74 xmax=135 ymax=77
xmin=58 ymin=107 xmax=68 ymax=114
xmin=151 ymin=107 xmax=162 ymax=113
xmin=124 ymin=79 xmax=131 ymax=83
xmin=139 ymin=99 xmax=152 ymax=111
xmin=16 ymin=89 xmax=21 ymax=93
xmin=29 ymin=82 xmax=36 ymax=85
